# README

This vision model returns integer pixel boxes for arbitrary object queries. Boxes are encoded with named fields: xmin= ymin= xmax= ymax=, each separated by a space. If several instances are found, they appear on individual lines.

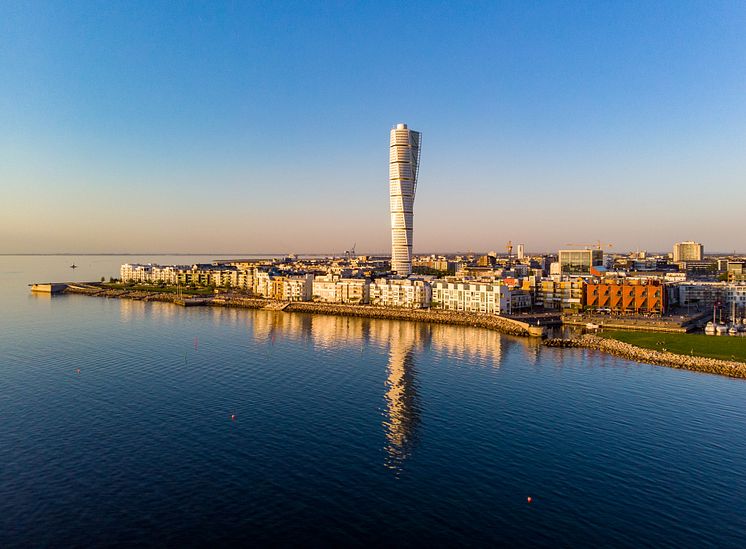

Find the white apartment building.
xmin=312 ymin=275 xmax=339 ymax=302
xmin=151 ymin=265 xmax=180 ymax=285
xmin=120 ymin=263 xmax=153 ymax=283
xmin=255 ymin=271 xmax=273 ymax=298
xmin=370 ymin=278 xmax=431 ymax=308
xmin=431 ymin=280 xmax=511 ymax=315
xmin=312 ymin=275 xmax=370 ymax=304
xmin=725 ymin=284 xmax=746 ymax=311
xmin=276 ymin=274 xmax=314 ymax=302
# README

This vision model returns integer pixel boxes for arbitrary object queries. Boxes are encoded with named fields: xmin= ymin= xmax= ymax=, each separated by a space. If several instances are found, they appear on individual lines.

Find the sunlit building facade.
xmin=558 ymin=249 xmax=604 ymax=275
xmin=430 ymin=281 xmax=511 ymax=315
xmin=389 ymin=123 xmax=421 ymax=276
xmin=673 ymin=241 xmax=704 ymax=263
xmin=585 ymin=280 xmax=667 ymax=315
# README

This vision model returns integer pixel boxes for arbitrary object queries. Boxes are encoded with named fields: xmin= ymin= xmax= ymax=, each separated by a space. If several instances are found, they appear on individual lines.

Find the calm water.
xmin=2 ymin=256 xmax=746 ymax=547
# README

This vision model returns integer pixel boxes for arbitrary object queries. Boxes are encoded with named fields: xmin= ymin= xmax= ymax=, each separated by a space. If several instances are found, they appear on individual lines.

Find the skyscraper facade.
xmin=389 ymin=123 xmax=421 ymax=276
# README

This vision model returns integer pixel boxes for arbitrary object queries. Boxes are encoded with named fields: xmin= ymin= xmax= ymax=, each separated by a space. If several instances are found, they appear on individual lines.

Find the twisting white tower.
xmin=389 ymin=123 xmax=421 ymax=276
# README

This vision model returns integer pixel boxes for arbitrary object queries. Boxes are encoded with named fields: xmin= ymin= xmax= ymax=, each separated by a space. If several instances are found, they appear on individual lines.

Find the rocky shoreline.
xmin=545 ymin=334 xmax=746 ymax=379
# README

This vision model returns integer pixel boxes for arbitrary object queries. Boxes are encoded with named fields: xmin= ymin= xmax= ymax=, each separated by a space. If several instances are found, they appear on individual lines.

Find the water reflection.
xmin=119 ymin=303 xmax=510 ymax=471
xmin=429 ymin=324 xmax=502 ymax=365
xmin=379 ymin=322 xmax=426 ymax=472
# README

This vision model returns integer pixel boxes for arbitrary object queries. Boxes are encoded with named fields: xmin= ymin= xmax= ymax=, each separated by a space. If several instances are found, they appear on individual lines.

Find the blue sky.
xmin=1 ymin=1 xmax=744 ymax=254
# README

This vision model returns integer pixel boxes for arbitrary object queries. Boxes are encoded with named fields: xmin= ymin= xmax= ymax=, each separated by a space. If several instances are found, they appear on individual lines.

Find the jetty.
xmin=30 ymin=283 xmax=69 ymax=294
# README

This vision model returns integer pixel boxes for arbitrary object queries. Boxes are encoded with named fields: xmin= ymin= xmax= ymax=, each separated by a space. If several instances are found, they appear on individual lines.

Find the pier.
xmin=30 ymin=283 xmax=69 ymax=294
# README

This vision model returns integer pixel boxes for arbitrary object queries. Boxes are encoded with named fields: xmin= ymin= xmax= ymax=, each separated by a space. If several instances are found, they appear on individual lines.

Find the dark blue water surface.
xmin=2 ymin=256 xmax=746 ymax=547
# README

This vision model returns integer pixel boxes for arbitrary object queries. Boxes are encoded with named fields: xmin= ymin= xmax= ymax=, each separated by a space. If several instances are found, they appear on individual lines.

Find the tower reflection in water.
xmin=247 ymin=310 xmax=505 ymax=471
xmin=378 ymin=322 xmax=425 ymax=472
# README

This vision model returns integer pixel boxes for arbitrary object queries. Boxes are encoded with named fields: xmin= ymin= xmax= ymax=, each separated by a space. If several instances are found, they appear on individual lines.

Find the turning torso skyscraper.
xmin=389 ymin=123 xmax=421 ymax=276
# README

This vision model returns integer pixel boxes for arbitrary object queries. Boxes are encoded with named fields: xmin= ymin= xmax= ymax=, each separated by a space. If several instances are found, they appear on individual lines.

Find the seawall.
xmin=544 ymin=335 xmax=746 ymax=379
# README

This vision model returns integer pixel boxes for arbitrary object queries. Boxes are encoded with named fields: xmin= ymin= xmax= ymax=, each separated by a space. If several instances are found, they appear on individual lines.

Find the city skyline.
xmin=2 ymin=2 xmax=745 ymax=254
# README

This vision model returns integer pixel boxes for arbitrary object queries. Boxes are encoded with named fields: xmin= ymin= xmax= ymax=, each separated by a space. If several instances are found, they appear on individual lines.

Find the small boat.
xmin=716 ymin=324 xmax=729 ymax=335
xmin=704 ymin=321 xmax=716 ymax=335
xmin=585 ymin=322 xmax=600 ymax=331
xmin=729 ymin=326 xmax=739 ymax=336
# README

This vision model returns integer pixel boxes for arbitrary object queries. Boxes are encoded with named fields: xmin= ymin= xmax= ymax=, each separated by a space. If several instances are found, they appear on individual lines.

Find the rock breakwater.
xmin=545 ymin=335 xmax=746 ymax=378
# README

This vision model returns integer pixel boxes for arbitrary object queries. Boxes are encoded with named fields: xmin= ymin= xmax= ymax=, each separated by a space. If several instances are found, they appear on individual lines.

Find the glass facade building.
xmin=558 ymin=249 xmax=604 ymax=275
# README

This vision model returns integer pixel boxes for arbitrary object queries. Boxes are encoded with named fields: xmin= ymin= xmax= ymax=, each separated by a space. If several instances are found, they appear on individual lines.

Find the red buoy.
xmin=527 ymin=496 xmax=532 ymax=503
xmin=231 ymin=414 xmax=236 ymax=421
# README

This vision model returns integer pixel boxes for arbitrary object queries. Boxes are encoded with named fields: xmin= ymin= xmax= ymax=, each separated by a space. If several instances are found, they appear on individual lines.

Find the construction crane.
xmin=565 ymin=240 xmax=613 ymax=250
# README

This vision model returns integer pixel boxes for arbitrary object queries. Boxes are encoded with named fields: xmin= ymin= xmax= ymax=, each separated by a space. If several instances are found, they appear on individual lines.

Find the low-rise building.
xmin=370 ymin=278 xmax=431 ymax=308
xmin=312 ymin=275 xmax=370 ymax=304
xmin=510 ymin=289 xmax=532 ymax=312
xmin=272 ymin=274 xmax=314 ymax=301
xmin=120 ymin=263 xmax=153 ymax=283
xmin=585 ymin=280 xmax=667 ymax=315
xmin=431 ymin=280 xmax=510 ymax=314
xmin=725 ymin=285 xmax=746 ymax=317
xmin=677 ymin=282 xmax=726 ymax=309
xmin=536 ymin=279 xmax=585 ymax=311
xmin=255 ymin=270 xmax=273 ymax=297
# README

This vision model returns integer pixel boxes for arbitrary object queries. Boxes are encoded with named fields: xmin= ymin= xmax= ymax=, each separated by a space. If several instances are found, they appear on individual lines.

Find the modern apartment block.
xmin=535 ymin=279 xmax=586 ymax=311
xmin=673 ymin=241 xmax=704 ymax=262
xmin=585 ymin=280 xmax=667 ymax=315
xmin=431 ymin=281 xmax=511 ymax=315
xmin=312 ymin=275 xmax=370 ymax=304
xmin=270 ymin=274 xmax=314 ymax=302
xmin=370 ymin=278 xmax=431 ymax=308
xmin=389 ymin=123 xmax=421 ymax=276
xmin=558 ymin=249 xmax=604 ymax=275
xmin=120 ymin=263 xmax=252 ymax=290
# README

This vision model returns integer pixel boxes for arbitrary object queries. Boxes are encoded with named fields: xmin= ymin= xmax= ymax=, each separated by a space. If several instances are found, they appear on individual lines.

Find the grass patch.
xmin=600 ymin=330 xmax=746 ymax=363
xmin=101 ymin=283 xmax=215 ymax=296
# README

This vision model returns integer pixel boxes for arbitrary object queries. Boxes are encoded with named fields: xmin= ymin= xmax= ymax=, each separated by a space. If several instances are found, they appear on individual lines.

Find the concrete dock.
xmin=30 ymin=283 xmax=69 ymax=294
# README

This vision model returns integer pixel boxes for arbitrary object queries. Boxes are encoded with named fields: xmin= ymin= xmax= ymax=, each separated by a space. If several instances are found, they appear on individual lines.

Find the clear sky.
xmin=1 ymin=1 xmax=744 ymax=255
